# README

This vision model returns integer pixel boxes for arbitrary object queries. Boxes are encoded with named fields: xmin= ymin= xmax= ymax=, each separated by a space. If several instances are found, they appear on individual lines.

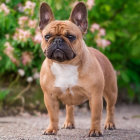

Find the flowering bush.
xmin=0 ymin=0 xmax=140 ymax=103
xmin=0 ymin=0 xmax=42 ymax=83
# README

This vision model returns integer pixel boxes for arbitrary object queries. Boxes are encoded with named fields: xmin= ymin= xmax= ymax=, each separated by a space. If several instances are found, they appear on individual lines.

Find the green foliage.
xmin=0 ymin=0 xmax=140 ymax=103
xmin=0 ymin=90 xmax=10 ymax=101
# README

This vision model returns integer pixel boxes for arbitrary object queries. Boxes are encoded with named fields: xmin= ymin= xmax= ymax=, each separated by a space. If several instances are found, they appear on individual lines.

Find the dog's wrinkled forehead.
xmin=42 ymin=21 xmax=81 ymax=36
xmin=46 ymin=23 xmax=67 ymax=35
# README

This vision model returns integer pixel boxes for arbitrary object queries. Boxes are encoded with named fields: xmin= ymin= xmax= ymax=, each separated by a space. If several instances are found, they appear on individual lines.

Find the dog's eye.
xmin=66 ymin=34 xmax=76 ymax=41
xmin=45 ymin=34 xmax=51 ymax=41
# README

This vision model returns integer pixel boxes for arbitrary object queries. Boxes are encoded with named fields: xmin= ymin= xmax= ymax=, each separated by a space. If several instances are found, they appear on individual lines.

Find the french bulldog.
xmin=39 ymin=2 xmax=117 ymax=137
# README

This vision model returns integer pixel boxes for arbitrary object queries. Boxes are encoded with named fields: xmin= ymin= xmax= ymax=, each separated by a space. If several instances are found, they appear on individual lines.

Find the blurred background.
xmin=0 ymin=0 xmax=140 ymax=116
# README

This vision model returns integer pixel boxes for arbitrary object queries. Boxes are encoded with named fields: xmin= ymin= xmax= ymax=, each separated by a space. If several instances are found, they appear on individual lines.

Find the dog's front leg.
xmin=43 ymin=93 xmax=59 ymax=135
xmin=89 ymin=94 xmax=103 ymax=137
xmin=62 ymin=105 xmax=75 ymax=129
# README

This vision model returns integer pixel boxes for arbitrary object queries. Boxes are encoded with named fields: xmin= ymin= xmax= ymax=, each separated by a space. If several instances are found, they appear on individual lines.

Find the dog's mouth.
xmin=44 ymin=37 xmax=76 ymax=62
xmin=51 ymin=48 xmax=66 ymax=62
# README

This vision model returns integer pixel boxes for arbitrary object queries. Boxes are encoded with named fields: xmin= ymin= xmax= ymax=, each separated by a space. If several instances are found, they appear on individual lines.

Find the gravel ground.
xmin=0 ymin=105 xmax=140 ymax=140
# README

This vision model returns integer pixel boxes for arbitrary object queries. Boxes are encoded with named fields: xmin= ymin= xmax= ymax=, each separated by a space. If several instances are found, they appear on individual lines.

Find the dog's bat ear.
xmin=39 ymin=2 xmax=54 ymax=30
xmin=69 ymin=2 xmax=88 ymax=34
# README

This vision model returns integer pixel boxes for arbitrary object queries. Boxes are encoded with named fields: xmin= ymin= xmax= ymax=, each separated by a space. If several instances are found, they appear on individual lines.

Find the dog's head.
xmin=39 ymin=2 xmax=88 ymax=62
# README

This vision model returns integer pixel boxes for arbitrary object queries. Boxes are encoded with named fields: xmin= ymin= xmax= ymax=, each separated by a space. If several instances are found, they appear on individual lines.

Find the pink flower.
xmin=23 ymin=1 xmax=36 ymax=15
xmin=90 ymin=23 xmax=100 ymax=32
xmin=28 ymin=19 xmax=37 ymax=28
xmin=0 ymin=3 xmax=10 ymax=15
xmin=18 ymin=69 xmax=25 ymax=77
xmin=18 ymin=16 xmax=29 ymax=27
xmin=21 ymin=51 xmax=33 ymax=65
xmin=106 ymin=40 xmax=111 ymax=46
xmin=33 ymin=31 xmax=42 ymax=44
xmin=96 ymin=39 xmax=111 ymax=49
xmin=13 ymin=28 xmax=31 ymax=42
xmin=4 ymin=42 xmax=13 ymax=52
xmin=101 ymin=39 xmax=108 ymax=48
xmin=87 ymin=0 xmax=95 ymax=10
xmin=98 ymin=28 xmax=106 ymax=36
xmin=27 ymin=76 xmax=33 ymax=83
xmin=24 ymin=1 xmax=35 ymax=9
xmin=33 ymin=72 xmax=40 ymax=79
xmin=4 ymin=42 xmax=19 ymax=65
xmin=17 ymin=3 xmax=24 ymax=12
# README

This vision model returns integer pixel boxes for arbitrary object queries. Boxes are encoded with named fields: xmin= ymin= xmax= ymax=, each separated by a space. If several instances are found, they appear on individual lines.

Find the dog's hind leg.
xmin=62 ymin=105 xmax=75 ymax=129
xmin=104 ymin=90 xmax=117 ymax=130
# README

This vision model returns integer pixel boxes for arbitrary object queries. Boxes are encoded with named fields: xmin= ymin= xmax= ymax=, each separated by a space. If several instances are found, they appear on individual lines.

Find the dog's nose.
xmin=54 ymin=37 xmax=63 ymax=44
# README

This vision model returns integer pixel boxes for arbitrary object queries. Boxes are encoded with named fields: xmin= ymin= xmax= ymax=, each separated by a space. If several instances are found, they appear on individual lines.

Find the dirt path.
xmin=0 ymin=105 xmax=140 ymax=140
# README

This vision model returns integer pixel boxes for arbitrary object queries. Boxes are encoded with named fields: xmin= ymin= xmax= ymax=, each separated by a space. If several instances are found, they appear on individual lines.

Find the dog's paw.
xmin=104 ymin=122 xmax=116 ymax=130
xmin=62 ymin=122 xmax=75 ymax=129
xmin=43 ymin=129 xmax=57 ymax=135
xmin=88 ymin=129 xmax=102 ymax=137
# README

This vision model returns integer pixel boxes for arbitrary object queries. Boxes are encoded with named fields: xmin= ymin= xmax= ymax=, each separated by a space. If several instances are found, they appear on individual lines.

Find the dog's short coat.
xmin=39 ymin=2 xmax=117 ymax=137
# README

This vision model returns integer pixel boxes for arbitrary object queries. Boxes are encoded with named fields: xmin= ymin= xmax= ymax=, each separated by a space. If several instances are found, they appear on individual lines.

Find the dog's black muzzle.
xmin=44 ymin=37 xmax=76 ymax=62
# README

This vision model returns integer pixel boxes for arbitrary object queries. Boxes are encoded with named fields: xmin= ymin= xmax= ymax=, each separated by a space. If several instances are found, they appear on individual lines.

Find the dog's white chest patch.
xmin=51 ymin=62 xmax=78 ymax=93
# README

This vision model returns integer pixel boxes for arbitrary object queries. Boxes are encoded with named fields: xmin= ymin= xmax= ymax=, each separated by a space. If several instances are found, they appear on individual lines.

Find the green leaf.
xmin=121 ymin=71 xmax=130 ymax=83
xmin=106 ymin=31 xmax=115 ymax=41
xmin=0 ymin=90 xmax=10 ymax=101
